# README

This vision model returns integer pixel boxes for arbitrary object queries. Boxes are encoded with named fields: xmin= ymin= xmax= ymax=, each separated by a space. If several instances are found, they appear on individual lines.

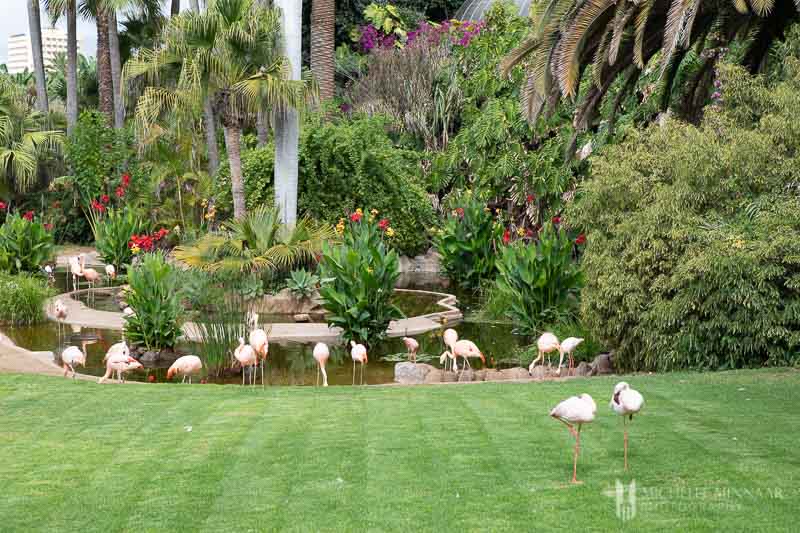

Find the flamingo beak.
xmin=480 ymin=353 xmax=486 ymax=364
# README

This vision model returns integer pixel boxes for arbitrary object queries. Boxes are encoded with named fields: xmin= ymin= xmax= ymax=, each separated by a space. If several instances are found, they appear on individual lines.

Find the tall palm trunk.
xmin=189 ymin=0 xmax=199 ymax=10
xmin=203 ymin=97 xmax=219 ymax=176
xmin=108 ymin=10 xmax=125 ymax=129
xmin=311 ymin=0 xmax=335 ymax=101
xmin=27 ymin=0 xmax=49 ymax=114
xmin=223 ymin=124 xmax=246 ymax=219
xmin=96 ymin=8 xmax=114 ymax=122
xmin=256 ymin=111 xmax=268 ymax=147
xmin=66 ymin=0 xmax=78 ymax=133
xmin=171 ymin=0 xmax=180 ymax=16
xmin=274 ymin=0 xmax=301 ymax=225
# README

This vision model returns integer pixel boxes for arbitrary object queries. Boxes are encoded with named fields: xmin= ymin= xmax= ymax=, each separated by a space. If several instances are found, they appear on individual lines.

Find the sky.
xmin=0 ymin=0 xmax=183 ymax=64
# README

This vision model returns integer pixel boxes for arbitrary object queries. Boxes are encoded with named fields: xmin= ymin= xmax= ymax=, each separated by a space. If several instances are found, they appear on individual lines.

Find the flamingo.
xmin=550 ymin=393 xmax=597 ymax=484
xmin=43 ymin=264 xmax=55 ymax=285
xmin=103 ymin=341 xmax=130 ymax=362
xmin=99 ymin=354 xmax=143 ymax=383
xmin=442 ymin=328 xmax=458 ymax=371
xmin=233 ymin=337 xmax=258 ymax=386
xmin=167 ymin=355 xmax=203 ymax=384
xmin=249 ymin=324 xmax=269 ymax=386
xmin=68 ymin=255 xmax=83 ymax=292
xmin=54 ymin=299 xmax=68 ymax=344
xmin=403 ymin=337 xmax=419 ymax=364
xmin=529 ymin=332 xmax=561 ymax=374
xmin=122 ymin=307 xmax=135 ymax=318
xmin=439 ymin=350 xmax=456 ymax=372
xmin=80 ymin=254 xmax=101 ymax=304
xmin=452 ymin=339 xmax=485 ymax=370
xmin=313 ymin=342 xmax=330 ymax=387
xmin=610 ymin=382 xmax=645 ymax=471
xmin=61 ymin=342 xmax=87 ymax=379
xmin=350 ymin=341 xmax=368 ymax=386
xmin=558 ymin=337 xmax=584 ymax=376
xmin=105 ymin=264 xmax=116 ymax=285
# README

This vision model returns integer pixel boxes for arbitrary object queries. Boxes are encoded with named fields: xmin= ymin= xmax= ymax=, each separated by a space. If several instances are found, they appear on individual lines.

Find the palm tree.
xmin=273 ymin=0 xmax=302 ymax=225
xmin=27 ymin=0 xmax=50 ymax=114
xmin=46 ymin=52 xmax=99 ymax=109
xmin=0 ymin=78 xmax=64 ymax=193
xmin=171 ymin=0 xmax=180 ymax=16
xmin=125 ymin=0 xmax=315 ymax=220
xmin=311 ymin=0 xmax=335 ymax=101
xmin=65 ymin=0 xmax=78 ymax=133
xmin=501 ymin=0 xmax=799 ymax=131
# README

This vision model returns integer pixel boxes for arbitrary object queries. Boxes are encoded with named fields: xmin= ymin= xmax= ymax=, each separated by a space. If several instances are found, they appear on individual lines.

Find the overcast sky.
xmin=1 ymin=0 xmax=183 ymax=64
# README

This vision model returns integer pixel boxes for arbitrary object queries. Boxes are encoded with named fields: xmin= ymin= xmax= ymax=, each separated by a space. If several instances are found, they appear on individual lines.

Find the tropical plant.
xmin=87 ymin=207 xmax=149 ymax=273
xmin=46 ymin=52 xmax=99 ymax=111
xmin=173 ymin=206 xmax=335 ymax=274
xmin=0 ymin=272 xmax=53 ymax=325
xmin=0 ymin=212 xmax=54 ymax=274
xmin=124 ymin=252 xmax=184 ymax=350
xmin=434 ymin=192 xmax=502 ymax=289
xmin=500 ymin=0 xmax=800 ymax=130
xmin=494 ymin=222 xmax=584 ymax=334
xmin=286 ymin=269 xmax=320 ymax=299
xmin=193 ymin=295 xmax=247 ymax=377
xmin=0 ymin=77 xmax=64 ymax=193
xmin=125 ymin=0 xmax=316 ymax=219
xmin=566 ymin=63 xmax=800 ymax=371
xmin=319 ymin=211 xmax=403 ymax=345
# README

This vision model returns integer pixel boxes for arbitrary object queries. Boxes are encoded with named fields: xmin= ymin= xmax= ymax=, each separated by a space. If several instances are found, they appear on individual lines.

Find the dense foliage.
xmin=318 ymin=211 xmax=403 ymax=345
xmin=88 ymin=208 xmax=149 ymax=274
xmin=0 ymin=213 xmax=54 ymax=274
xmin=0 ymin=273 xmax=52 ymax=325
xmin=568 ymin=64 xmax=800 ymax=371
xmin=286 ymin=269 xmax=320 ymax=299
xmin=124 ymin=253 xmax=185 ymax=351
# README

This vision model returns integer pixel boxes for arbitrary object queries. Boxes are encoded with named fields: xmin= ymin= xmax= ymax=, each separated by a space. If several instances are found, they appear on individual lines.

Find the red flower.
xmin=154 ymin=228 xmax=169 ymax=240
xmin=378 ymin=218 xmax=390 ymax=230
xmin=552 ymin=216 xmax=561 ymax=224
xmin=115 ymin=186 xmax=125 ymax=198
xmin=121 ymin=174 xmax=131 ymax=187
xmin=526 ymin=194 xmax=535 ymax=204
xmin=44 ymin=223 xmax=53 ymax=231
xmin=575 ymin=234 xmax=586 ymax=245
xmin=525 ymin=228 xmax=534 ymax=237
xmin=147 ymin=375 xmax=156 ymax=383
xmin=0 ymin=201 xmax=6 ymax=210
xmin=91 ymin=200 xmax=106 ymax=213
xmin=100 ymin=194 xmax=110 ymax=204
xmin=350 ymin=212 xmax=362 ymax=223
xmin=455 ymin=207 xmax=465 ymax=218
xmin=502 ymin=229 xmax=511 ymax=245
xmin=22 ymin=211 xmax=34 ymax=221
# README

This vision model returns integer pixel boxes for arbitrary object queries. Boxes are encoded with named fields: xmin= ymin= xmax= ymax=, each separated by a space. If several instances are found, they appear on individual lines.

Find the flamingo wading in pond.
xmin=234 ymin=338 xmax=258 ymax=386
xmin=167 ymin=355 xmax=203 ymax=384
xmin=350 ymin=341 xmax=368 ymax=386
xmin=61 ymin=342 xmax=87 ymax=379
xmin=610 ymin=382 xmax=645 ymax=471
xmin=529 ymin=332 xmax=561 ymax=374
xmin=550 ymin=393 xmax=597 ymax=484
xmin=79 ymin=254 xmax=101 ymax=304
xmin=313 ymin=342 xmax=330 ymax=387
xmin=248 ymin=319 xmax=269 ymax=386
xmin=53 ymin=299 xmax=68 ymax=344
xmin=442 ymin=328 xmax=459 ymax=371
xmin=68 ymin=255 xmax=83 ymax=292
xmin=558 ymin=337 xmax=584 ymax=376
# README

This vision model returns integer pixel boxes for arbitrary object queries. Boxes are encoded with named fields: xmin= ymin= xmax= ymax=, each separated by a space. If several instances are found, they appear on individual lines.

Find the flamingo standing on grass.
xmin=167 ymin=355 xmax=203 ymax=384
xmin=233 ymin=338 xmax=258 ymax=386
xmin=98 ymin=354 xmax=143 ymax=383
xmin=103 ymin=341 xmax=130 ymax=362
xmin=313 ymin=342 xmax=330 ymax=387
xmin=550 ymin=393 xmax=597 ymax=484
xmin=350 ymin=341 xmax=368 ymax=385
xmin=610 ymin=382 xmax=645 ymax=470
xmin=557 ymin=337 xmax=584 ymax=376
xmin=403 ymin=337 xmax=419 ymax=364
xmin=442 ymin=328 xmax=458 ymax=371
xmin=61 ymin=342 xmax=87 ymax=379
xmin=529 ymin=332 xmax=561 ymax=375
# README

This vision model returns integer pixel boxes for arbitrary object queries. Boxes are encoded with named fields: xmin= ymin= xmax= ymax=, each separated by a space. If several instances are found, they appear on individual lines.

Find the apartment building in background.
xmin=6 ymin=27 xmax=81 ymax=74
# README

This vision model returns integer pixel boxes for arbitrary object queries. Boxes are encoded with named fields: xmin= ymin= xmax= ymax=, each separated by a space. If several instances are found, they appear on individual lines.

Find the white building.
xmin=6 ymin=27 xmax=81 ymax=74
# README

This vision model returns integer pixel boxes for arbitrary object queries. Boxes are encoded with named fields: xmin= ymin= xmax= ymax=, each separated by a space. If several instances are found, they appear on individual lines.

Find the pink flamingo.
xmin=403 ymin=337 xmax=419 ymax=364
xmin=249 ymin=323 xmax=269 ymax=386
xmin=54 ymin=299 xmax=68 ymax=343
xmin=557 ymin=337 xmax=584 ymax=376
xmin=452 ymin=339 xmax=485 ymax=370
xmin=313 ymin=342 xmax=330 ymax=387
xmin=550 ymin=393 xmax=597 ymax=484
xmin=103 ymin=341 xmax=130 ymax=362
xmin=98 ymin=354 xmax=143 ymax=383
xmin=529 ymin=332 xmax=561 ymax=374
xmin=442 ymin=328 xmax=458 ymax=371
xmin=68 ymin=255 xmax=83 ymax=292
xmin=167 ymin=355 xmax=203 ymax=384
xmin=350 ymin=341 xmax=368 ymax=386
xmin=439 ymin=349 xmax=456 ymax=371
xmin=610 ymin=382 xmax=645 ymax=470
xmin=105 ymin=264 xmax=116 ymax=285
xmin=233 ymin=337 xmax=258 ymax=386
xmin=61 ymin=342 xmax=87 ymax=379
xmin=79 ymin=254 xmax=101 ymax=304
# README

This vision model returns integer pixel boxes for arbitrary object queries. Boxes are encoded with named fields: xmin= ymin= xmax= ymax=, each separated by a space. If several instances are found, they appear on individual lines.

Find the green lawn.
xmin=1 ymin=370 xmax=799 ymax=532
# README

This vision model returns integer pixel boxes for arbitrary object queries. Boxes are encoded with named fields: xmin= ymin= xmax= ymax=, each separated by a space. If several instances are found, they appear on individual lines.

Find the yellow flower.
xmin=386 ymin=227 xmax=395 ymax=237
xmin=484 ymin=207 xmax=490 ymax=212
xmin=733 ymin=239 xmax=745 ymax=249
xmin=495 ymin=208 xmax=502 ymax=215
xmin=131 ymin=245 xmax=141 ymax=254
xmin=201 ymin=199 xmax=208 ymax=207
xmin=370 ymin=209 xmax=379 ymax=216
xmin=517 ymin=227 xmax=525 ymax=237
xmin=441 ymin=316 xmax=448 ymax=325
xmin=356 ymin=208 xmax=363 ymax=215
xmin=367 ymin=267 xmax=374 ymax=274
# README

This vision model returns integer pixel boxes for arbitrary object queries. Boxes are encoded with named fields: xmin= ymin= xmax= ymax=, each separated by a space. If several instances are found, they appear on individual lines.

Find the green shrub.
xmin=434 ymin=192 xmax=502 ymax=289
xmin=286 ymin=269 xmax=319 ymax=299
xmin=88 ymin=208 xmax=149 ymax=274
xmin=494 ymin=222 xmax=583 ymax=334
xmin=0 ymin=213 xmax=54 ymax=274
xmin=0 ymin=273 xmax=53 ymax=325
xmin=318 ymin=212 xmax=403 ymax=345
xmin=567 ymin=64 xmax=800 ymax=371
xmin=214 ymin=147 xmax=274 ymax=214
xmin=124 ymin=252 xmax=185 ymax=350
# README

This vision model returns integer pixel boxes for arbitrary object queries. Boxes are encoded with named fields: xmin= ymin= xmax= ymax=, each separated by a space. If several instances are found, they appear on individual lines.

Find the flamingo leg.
xmin=261 ymin=360 xmax=265 ymax=387
xmin=242 ymin=367 xmax=246 ymax=386
xmin=316 ymin=365 xmax=320 ymax=387
xmin=352 ymin=360 xmax=355 ymax=386
xmin=569 ymin=354 xmax=574 ymax=376
xmin=572 ymin=427 xmax=582 ymax=484
xmin=624 ymin=417 xmax=629 ymax=471
xmin=557 ymin=350 xmax=565 ymax=375
xmin=361 ymin=362 xmax=365 ymax=385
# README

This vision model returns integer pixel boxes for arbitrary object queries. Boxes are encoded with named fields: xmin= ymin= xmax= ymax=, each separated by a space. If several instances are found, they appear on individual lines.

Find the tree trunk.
xmin=311 ymin=0 xmax=335 ymax=102
xmin=66 ymin=0 xmax=78 ymax=133
xmin=223 ymin=125 xmax=246 ymax=219
xmin=27 ymin=0 xmax=49 ymax=114
xmin=204 ymin=97 xmax=219 ymax=176
xmin=108 ymin=10 xmax=125 ymax=129
xmin=273 ymin=0 xmax=301 ymax=226
xmin=96 ymin=9 xmax=114 ymax=122
xmin=256 ymin=111 xmax=269 ymax=147
xmin=171 ymin=0 xmax=180 ymax=16
xmin=189 ymin=0 xmax=199 ymax=11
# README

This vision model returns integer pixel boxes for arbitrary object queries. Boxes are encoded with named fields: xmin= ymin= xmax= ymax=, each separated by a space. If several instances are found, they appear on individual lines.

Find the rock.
xmin=440 ymin=371 xmax=458 ymax=383
xmin=424 ymin=369 xmax=444 ymax=383
xmin=529 ymin=366 xmax=547 ymax=379
xmin=394 ymin=362 xmax=436 ymax=385
xmin=574 ymin=361 xmax=592 ymax=377
xmin=248 ymin=288 xmax=323 ymax=316
xmin=482 ymin=369 xmax=502 ymax=381
xmin=399 ymin=248 xmax=442 ymax=273
xmin=592 ymin=353 xmax=614 ymax=375
xmin=458 ymin=369 xmax=476 ymax=382
xmin=293 ymin=313 xmax=311 ymax=323
xmin=577 ymin=141 xmax=593 ymax=161
xmin=500 ymin=367 xmax=530 ymax=380
xmin=140 ymin=351 xmax=159 ymax=363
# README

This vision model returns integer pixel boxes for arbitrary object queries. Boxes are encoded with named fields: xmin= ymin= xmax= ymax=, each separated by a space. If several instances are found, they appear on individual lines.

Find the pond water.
xmin=5 ymin=270 xmax=533 ymax=386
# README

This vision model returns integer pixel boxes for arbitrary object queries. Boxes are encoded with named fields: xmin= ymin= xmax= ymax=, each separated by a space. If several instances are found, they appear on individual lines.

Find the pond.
xmin=4 ymin=270 xmax=533 ymax=386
